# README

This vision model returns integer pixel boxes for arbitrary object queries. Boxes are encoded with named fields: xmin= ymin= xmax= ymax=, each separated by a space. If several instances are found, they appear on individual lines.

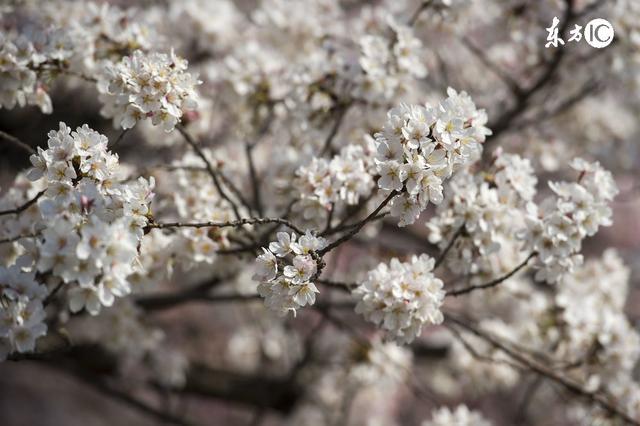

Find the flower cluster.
xmin=374 ymin=88 xmax=491 ymax=226
xmin=0 ymin=266 xmax=48 ymax=358
xmin=448 ymin=318 xmax=521 ymax=391
xmin=427 ymin=152 xmax=536 ymax=276
xmin=253 ymin=231 xmax=327 ymax=315
xmin=294 ymin=144 xmax=375 ymax=227
xmin=353 ymin=254 xmax=445 ymax=344
xmin=521 ymin=158 xmax=617 ymax=283
xmin=0 ymin=35 xmax=53 ymax=113
xmin=0 ymin=2 xmax=160 ymax=115
xmin=98 ymin=50 xmax=200 ymax=132
xmin=153 ymin=150 xmax=243 ymax=268
xmin=357 ymin=17 xmax=427 ymax=101
xmin=556 ymin=250 xmax=640 ymax=382
xmin=24 ymin=123 xmax=154 ymax=315
xmin=422 ymin=405 xmax=493 ymax=426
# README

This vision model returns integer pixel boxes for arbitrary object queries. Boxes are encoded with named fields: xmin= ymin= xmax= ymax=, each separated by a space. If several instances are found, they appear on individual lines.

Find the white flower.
xmin=390 ymin=194 xmax=422 ymax=227
xmin=253 ymin=248 xmax=278 ymax=282
xmin=98 ymin=50 xmax=201 ymax=132
xmin=291 ymin=231 xmax=327 ymax=255
xmin=378 ymin=160 xmax=406 ymax=191
xmin=0 ymin=266 xmax=48 ymax=355
xmin=283 ymin=255 xmax=316 ymax=285
xmin=269 ymin=232 xmax=296 ymax=257
xmin=68 ymin=286 xmax=102 ymax=315
xmin=353 ymin=254 xmax=445 ymax=344
xmin=10 ymin=323 xmax=47 ymax=353
xmin=521 ymin=159 xmax=617 ymax=283
xmin=422 ymin=405 xmax=493 ymax=426
xmin=253 ymin=231 xmax=324 ymax=314
xmin=291 ymin=282 xmax=319 ymax=306
xmin=374 ymin=90 xmax=489 ymax=226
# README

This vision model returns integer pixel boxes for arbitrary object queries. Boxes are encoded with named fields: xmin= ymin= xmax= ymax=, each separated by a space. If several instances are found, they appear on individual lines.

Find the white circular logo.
xmin=584 ymin=18 xmax=614 ymax=48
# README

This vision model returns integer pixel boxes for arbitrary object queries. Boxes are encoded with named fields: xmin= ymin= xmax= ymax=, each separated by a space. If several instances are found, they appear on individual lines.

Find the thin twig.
xmin=408 ymin=0 xmax=433 ymax=26
xmin=446 ymin=313 xmax=640 ymax=426
xmin=0 ymin=233 xmax=38 ymax=245
xmin=320 ymin=103 xmax=351 ymax=156
xmin=516 ymin=79 xmax=602 ymax=129
xmin=110 ymin=128 xmax=130 ymax=149
xmin=245 ymin=142 xmax=263 ymax=216
xmin=217 ymin=168 xmax=255 ymax=215
xmin=515 ymin=376 xmax=543 ymax=425
xmin=43 ymin=281 xmax=65 ymax=307
xmin=319 ymin=191 xmax=398 ymax=255
xmin=483 ymin=0 xmax=575 ymax=156
xmin=434 ymin=223 xmax=465 ymax=269
xmin=0 ymin=130 xmax=36 ymax=155
xmin=447 ymin=252 xmax=537 ymax=297
xmin=316 ymin=278 xmax=355 ymax=292
xmin=149 ymin=217 xmax=305 ymax=235
xmin=177 ymin=124 xmax=243 ymax=221
xmin=446 ymin=323 xmax=525 ymax=371
xmin=55 ymin=365 xmax=197 ymax=426
xmin=0 ymin=190 xmax=45 ymax=217
xmin=461 ymin=36 xmax=523 ymax=96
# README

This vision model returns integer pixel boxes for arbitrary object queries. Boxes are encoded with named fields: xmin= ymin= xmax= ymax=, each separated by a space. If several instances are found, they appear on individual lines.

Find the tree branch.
xmin=318 ymin=191 xmax=397 ymax=255
xmin=245 ymin=142 xmax=264 ymax=216
xmin=446 ymin=313 xmax=640 ymax=426
xmin=177 ymin=124 xmax=244 ymax=221
xmin=446 ymin=252 xmax=537 ymax=297
xmin=434 ymin=223 xmax=465 ymax=269
xmin=483 ymin=0 xmax=576 ymax=156
xmin=0 ymin=190 xmax=45 ymax=217
xmin=148 ymin=217 xmax=305 ymax=236
xmin=320 ymin=103 xmax=351 ymax=156
xmin=0 ymin=233 xmax=38 ymax=245
xmin=0 ymin=130 xmax=36 ymax=155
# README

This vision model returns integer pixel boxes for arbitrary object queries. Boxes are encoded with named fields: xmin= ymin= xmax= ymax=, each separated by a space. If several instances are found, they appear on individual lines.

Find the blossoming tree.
xmin=1 ymin=0 xmax=639 ymax=425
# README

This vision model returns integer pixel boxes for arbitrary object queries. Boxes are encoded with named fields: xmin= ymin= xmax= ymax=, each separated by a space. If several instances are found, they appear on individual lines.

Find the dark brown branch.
xmin=319 ymin=191 xmax=398 ymax=255
xmin=19 ymin=344 xmax=303 ymax=414
xmin=179 ymin=362 xmax=302 ymax=413
xmin=483 ymin=0 xmax=575 ymax=156
xmin=43 ymin=281 xmax=65 ymax=307
xmin=109 ymin=128 xmax=130 ymax=149
xmin=0 ymin=190 xmax=45 ymax=217
xmin=323 ymin=188 xmax=379 ymax=236
xmin=408 ymin=0 xmax=433 ymax=26
xmin=325 ymin=212 xmax=388 ymax=236
xmin=0 ymin=129 xmax=36 ymax=155
xmin=217 ymin=168 xmax=255 ymax=215
xmin=515 ymin=79 xmax=602 ymax=130
xmin=461 ymin=37 xmax=523 ymax=96
xmin=136 ymin=276 xmax=227 ymax=311
xmin=149 ymin=217 xmax=305 ymax=236
xmin=176 ymin=124 xmax=243 ymax=221
xmin=245 ymin=142 xmax=263 ymax=216
xmin=447 ymin=252 xmax=536 ymax=296
xmin=446 ymin=313 xmax=640 ymax=426
xmin=434 ymin=223 xmax=465 ymax=269
xmin=316 ymin=278 xmax=355 ymax=292
xmin=138 ymin=293 xmax=261 ymax=310
xmin=446 ymin=323 xmax=525 ymax=371
xmin=320 ymin=103 xmax=351 ymax=156
xmin=0 ymin=233 xmax=38 ymax=245
xmin=69 ymin=367 xmax=196 ymax=426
